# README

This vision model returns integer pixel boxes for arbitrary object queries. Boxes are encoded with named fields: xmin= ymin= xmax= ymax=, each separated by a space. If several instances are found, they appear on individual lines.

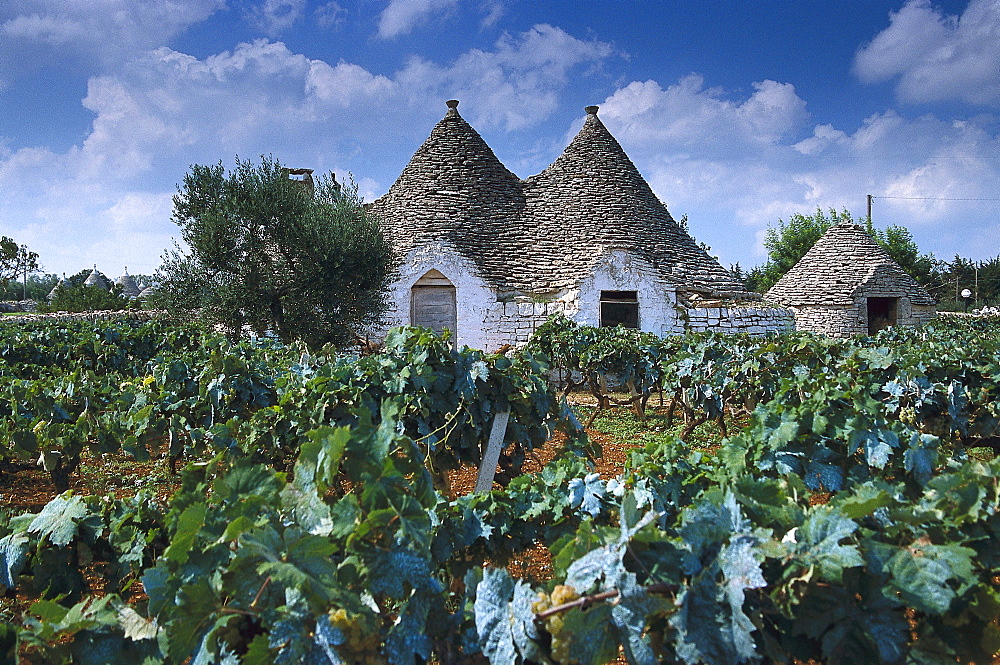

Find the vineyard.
xmin=1 ymin=315 xmax=999 ymax=665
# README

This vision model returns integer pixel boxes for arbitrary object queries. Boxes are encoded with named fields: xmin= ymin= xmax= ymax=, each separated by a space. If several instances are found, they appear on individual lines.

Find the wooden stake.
xmin=474 ymin=409 xmax=510 ymax=494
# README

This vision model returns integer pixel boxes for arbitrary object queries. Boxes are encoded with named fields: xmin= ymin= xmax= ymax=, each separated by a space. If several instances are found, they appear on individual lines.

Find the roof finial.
xmin=585 ymin=105 xmax=599 ymax=115
xmin=446 ymin=99 xmax=460 ymax=117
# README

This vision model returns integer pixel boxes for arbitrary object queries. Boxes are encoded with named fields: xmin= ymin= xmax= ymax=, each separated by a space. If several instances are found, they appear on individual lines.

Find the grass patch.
xmin=570 ymin=402 xmax=728 ymax=452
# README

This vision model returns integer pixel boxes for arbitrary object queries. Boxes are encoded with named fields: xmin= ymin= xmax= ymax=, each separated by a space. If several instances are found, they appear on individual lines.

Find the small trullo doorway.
xmin=411 ymin=270 xmax=457 ymax=337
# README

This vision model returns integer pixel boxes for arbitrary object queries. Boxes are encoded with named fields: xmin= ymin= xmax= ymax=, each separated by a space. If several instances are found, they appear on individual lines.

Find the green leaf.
xmin=561 ymin=605 xmax=619 ymax=665
xmin=720 ymin=535 xmax=766 ymax=660
xmin=832 ymin=483 xmax=893 ymax=520
xmin=28 ymin=494 xmax=88 ymax=547
xmin=163 ymin=502 xmax=207 ymax=565
xmin=242 ymin=634 xmax=273 ymax=665
xmin=0 ymin=533 xmax=29 ymax=590
xmin=903 ymin=433 xmax=939 ymax=485
xmin=0 ymin=621 xmax=18 ymax=665
xmin=369 ymin=548 xmax=440 ymax=599
xmin=222 ymin=515 xmax=256 ymax=542
xmin=474 ymin=568 xmax=540 ymax=664
xmin=885 ymin=541 xmax=976 ymax=615
xmin=793 ymin=508 xmax=863 ymax=582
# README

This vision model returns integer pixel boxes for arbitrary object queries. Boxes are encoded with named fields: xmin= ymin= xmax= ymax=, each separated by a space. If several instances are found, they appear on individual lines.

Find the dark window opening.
xmin=867 ymin=297 xmax=898 ymax=334
xmin=600 ymin=290 xmax=639 ymax=328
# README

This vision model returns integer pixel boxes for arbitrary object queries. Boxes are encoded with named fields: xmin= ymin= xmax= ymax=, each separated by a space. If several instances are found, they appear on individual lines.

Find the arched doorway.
xmin=411 ymin=270 xmax=457 ymax=336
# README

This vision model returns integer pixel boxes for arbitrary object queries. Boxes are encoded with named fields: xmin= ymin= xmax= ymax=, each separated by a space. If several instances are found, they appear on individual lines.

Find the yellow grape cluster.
xmin=898 ymin=406 xmax=918 ymax=426
xmin=328 ymin=608 xmax=386 ymax=665
xmin=531 ymin=584 xmax=580 ymax=664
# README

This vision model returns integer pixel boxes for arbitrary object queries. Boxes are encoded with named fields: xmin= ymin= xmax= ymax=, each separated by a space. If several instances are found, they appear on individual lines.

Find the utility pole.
xmin=867 ymin=194 xmax=873 ymax=222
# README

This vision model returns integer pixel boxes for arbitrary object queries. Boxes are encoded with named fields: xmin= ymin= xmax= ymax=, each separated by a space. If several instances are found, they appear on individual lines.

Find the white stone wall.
xmin=574 ymin=250 xmax=683 ymax=336
xmin=380 ymin=243 xmax=499 ymax=350
xmin=787 ymin=297 xmax=938 ymax=337
xmin=685 ymin=306 xmax=794 ymax=336
xmin=382 ymin=244 xmax=795 ymax=350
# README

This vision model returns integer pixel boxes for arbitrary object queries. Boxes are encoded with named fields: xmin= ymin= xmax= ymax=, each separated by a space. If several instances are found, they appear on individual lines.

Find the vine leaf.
xmin=886 ymin=541 xmax=976 ymax=615
xmin=28 ymin=494 xmax=88 ymax=547
xmin=720 ymin=535 xmax=766 ymax=659
xmin=568 ymin=472 xmax=605 ymax=517
xmin=474 ymin=568 xmax=540 ymax=665
xmin=162 ymin=502 xmax=207 ymax=565
xmin=0 ymin=532 xmax=29 ymax=590
xmin=792 ymin=508 xmax=863 ymax=583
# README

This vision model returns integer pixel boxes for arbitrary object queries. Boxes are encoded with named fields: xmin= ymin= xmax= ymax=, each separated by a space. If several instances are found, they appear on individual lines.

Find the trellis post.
xmin=473 ymin=409 xmax=510 ymax=494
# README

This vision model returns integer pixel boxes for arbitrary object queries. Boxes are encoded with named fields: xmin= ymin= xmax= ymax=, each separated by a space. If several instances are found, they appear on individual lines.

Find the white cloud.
xmin=0 ymin=0 xmax=223 ymax=66
xmin=395 ymin=25 xmax=613 ymax=130
xmin=314 ymin=2 xmax=347 ymax=28
xmin=378 ymin=0 xmax=459 ymax=39
xmin=854 ymin=0 xmax=1000 ymax=106
xmin=0 ymin=26 xmax=613 ymax=275
xmin=594 ymin=76 xmax=1000 ymax=265
xmin=245 ymin=0 xmax=307 ymax=36
xmin=599 ymin=75 xmax=809 ymax=157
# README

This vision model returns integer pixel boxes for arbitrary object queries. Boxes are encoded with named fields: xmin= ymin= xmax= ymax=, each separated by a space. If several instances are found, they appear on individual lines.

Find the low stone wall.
xmin=685 ymin=306 xmax=794 ymax=336
xmin=788 ymin=300 xmax=937 ymax=337
xmin=483 ymin=297 xmax=582 ymax=348
xmin=0 ymin=300 xmax=38 ymax=313
xmin=1 ymin=309 xmax=164 ymax=324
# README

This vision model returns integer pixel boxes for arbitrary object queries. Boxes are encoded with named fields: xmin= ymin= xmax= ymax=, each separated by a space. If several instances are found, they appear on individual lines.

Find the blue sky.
xmin=1 ymin=0 xmax=998 ymax=279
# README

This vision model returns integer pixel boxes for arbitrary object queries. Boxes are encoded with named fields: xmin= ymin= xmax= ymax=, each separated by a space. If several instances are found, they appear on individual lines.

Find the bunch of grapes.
xmin=898 ymin=406 xmax=919 ymax=426
xmin=531 ymin=584 xmax=580 ymax=664
xmin=328 ymin=608 xmax=386 ymax=665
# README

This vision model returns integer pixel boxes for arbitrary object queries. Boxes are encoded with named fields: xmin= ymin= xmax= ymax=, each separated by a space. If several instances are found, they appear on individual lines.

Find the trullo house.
xmin=369 ymin=101 xmax=792 ymax=349
xmin=765 ymin=220 xmax=936 ymax=337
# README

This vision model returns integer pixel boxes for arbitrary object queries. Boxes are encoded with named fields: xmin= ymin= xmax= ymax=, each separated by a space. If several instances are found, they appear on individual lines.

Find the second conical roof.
xmin=520 ymin=107 xmax=746 ymax=296
xmin=767 ymin=221 xmax=935 ymax=306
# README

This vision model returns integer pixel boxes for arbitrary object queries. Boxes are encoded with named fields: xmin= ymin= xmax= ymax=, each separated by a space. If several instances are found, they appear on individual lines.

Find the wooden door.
xmin=411 ymin=270 xmax=456 ymax=336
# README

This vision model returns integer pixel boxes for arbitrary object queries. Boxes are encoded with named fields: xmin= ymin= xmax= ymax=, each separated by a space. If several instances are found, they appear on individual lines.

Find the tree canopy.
xmin=155 ymin=156 xmax=394 ymax=348
xmin=0 ymin=236 xmax=40 ymax=296
xmin=39 ymin=282 xmax=131 ymax=313
xmin=746 ymin=208 xmax=939 ymax=292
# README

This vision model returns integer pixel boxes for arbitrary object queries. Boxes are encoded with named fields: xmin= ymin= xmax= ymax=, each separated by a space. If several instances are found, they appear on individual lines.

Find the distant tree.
xmin=0 ymin=274 xmax=58 ymax=301
xmin=746 ymin=208 xmax=940 ymax=292
xmin=154 ymin=156 xmax=394 ymax=348
xmin=0 ymin=236 xmax=41 ymax=298
xmin=38 ymin=283 xmax=130 ymax=313
xmin=129 ymin=274 xmax=156 ymax=290
xmin=864 ymin=222 xmax=942 ymax=287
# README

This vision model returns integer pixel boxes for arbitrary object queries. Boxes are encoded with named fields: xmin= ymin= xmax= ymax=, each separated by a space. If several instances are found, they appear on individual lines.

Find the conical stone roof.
xmin=83 ymin=268 xmax=110 ymax=290
xmin=369 ymin=100 xmax=523 ymax=286
xmin=114 ymin=270 xmax=141 ymax=298
xmin=520 ymin=106 xmax=746 ymax=296
xmin=47 ymin=275 xmax=69 ymax=300
xmin=372 ymin=101 xmax=747 ymax=298
xmin=766 ymin=221 xmax=935 ymax=306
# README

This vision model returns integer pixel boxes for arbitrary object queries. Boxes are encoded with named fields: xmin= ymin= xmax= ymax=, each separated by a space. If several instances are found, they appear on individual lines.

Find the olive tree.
xmin=156 ymin=156 xmax=394 ymax=348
